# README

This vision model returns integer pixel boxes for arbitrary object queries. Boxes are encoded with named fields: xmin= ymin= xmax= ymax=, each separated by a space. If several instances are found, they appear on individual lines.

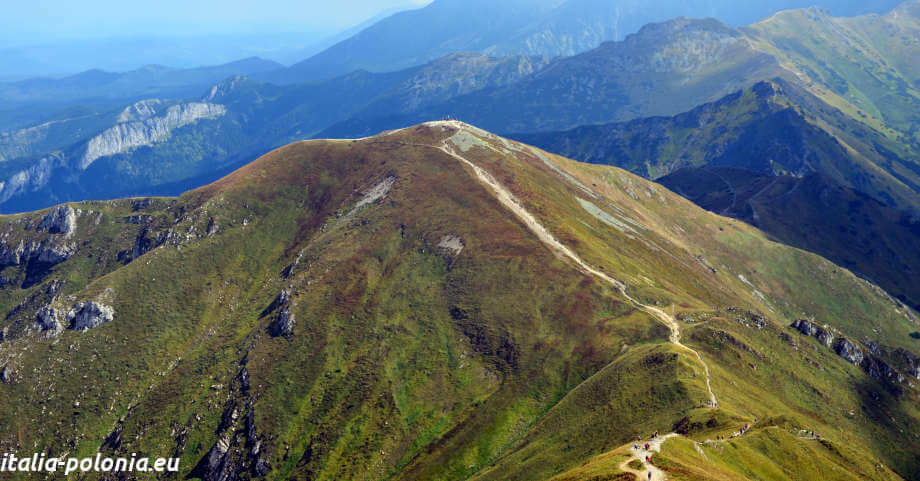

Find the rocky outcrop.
xmin=67 ymin=301 xmax=114 ymax=331
xmin=35 ymin=305 xmax=63 ymax=333
xmin=116 ymin=99 xmax=166 ymax=123
xmin=80 ymin=101 xmax=227 ymax=169
xmin=0 ymin=153 xmax=64 ymax=204
xmin=833 ymin=337 xmax=864 ymax=366
xmin=0 ymin=119 xmax=53 ymax=162
xmin=268 ymin=288 xmax=295 ymax=337
xmin=898 ymin=349 xmax=920 ymax=380
xmin=438 ymin=235 xmax=464 ymax=256
xmin=863 ymin=356 xmax=905 ymax=384
xmin=118 ymin=226 xmax=172 ymax=264
xmin=192 ymin=367 xmax=271 ymax=481
xmin=0 ymin=238 xmax=76 ymax=267
xmin=36 ymin=205 xmax=77 ymax=237
xmin=790 ymin=320 xmax=911 ymax=386
xmin=791 ymin=319 xmax=834 ymax=347
xmin=204 ymin=76 xmax=251 ymax=102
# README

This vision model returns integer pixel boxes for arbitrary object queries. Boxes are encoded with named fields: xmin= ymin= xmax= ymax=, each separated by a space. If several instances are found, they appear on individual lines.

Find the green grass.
xmin=0 ymin=124 xmax=916 ymax=481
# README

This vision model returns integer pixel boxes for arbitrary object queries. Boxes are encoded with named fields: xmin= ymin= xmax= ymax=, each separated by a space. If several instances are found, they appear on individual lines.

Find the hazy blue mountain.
xmin=0 ymin=33 xmax=323 ymax=79
xmin=0 ymin=53 xmax=548 ymax=212
xmin=4 ymin=2 xmax=920 ymax=219
xmin=268 ymin=0 xmax=906 ymax=84
xmin=514 ymin=79 xmax=920 ymax=212
xmin=319 ymin=17 xmax=786 ymax=135
xmin=0 ymin=57 xmax=283 ymax=108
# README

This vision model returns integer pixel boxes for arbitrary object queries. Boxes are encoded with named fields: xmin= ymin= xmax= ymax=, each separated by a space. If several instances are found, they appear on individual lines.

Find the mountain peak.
xmin=202 ymin=75 xmax=257 ymax=102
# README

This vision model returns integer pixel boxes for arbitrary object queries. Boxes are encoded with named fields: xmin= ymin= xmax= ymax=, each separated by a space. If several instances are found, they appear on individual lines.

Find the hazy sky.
xmin=1 ymin=0 xmax=433 ymax=46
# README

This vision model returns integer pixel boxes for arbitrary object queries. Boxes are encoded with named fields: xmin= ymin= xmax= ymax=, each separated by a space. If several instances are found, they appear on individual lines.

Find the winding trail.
xmin=432 ymin=124 xmax=721 ymax=480
xmin=619 ymin=434 xmax=679 ymax=481
xmin=436 ymin=126 xmax=717 ymax=407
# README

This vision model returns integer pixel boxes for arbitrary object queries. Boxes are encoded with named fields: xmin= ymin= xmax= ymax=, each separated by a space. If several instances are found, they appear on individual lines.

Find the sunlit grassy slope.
xmin=0 ymin=122 xmax=916 ymax=480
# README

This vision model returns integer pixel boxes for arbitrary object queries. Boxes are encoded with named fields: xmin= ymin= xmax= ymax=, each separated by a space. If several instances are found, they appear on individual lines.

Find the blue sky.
xmin=1 ymin=0 xmax=433 ymax=45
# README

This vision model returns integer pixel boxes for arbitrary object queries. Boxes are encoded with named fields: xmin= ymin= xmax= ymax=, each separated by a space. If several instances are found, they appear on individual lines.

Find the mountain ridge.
xmin=0 ymin=122 xmax=917 ymax=479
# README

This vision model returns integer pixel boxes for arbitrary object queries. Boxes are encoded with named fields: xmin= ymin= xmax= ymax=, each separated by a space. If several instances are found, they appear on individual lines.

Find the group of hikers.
xmin=801 ymin=429 xmax=821 ymax=439
xmin=631 ymin=430 xmax=662 ymax=479
xmin=714 ymin=422 xmax=752 ymax=441
xmin=632 ymin=430 xmax=662 ymax=451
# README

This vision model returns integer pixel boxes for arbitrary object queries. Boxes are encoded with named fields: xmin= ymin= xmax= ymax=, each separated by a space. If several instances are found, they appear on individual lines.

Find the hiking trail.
xmin=619 ymin=434 xmax=679 ymax=481
xmin=436 ymin=122 xmax=718 ymax=408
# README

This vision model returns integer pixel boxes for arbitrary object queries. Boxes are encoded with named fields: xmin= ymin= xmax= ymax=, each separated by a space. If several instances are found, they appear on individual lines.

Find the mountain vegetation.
xmin=517 ymin=78 xmax=920 ymax=310
xmin=0 ymin=123 xmax=917 ymax=480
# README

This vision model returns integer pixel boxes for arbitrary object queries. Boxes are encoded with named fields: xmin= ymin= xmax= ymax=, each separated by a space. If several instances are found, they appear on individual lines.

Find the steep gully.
xmin=430 ymin=122 xmax=717 ymax=480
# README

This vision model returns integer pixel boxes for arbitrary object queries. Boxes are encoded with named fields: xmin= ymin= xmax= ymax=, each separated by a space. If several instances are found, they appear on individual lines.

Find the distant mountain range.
xmin=265 ymin=0 xmax=907 ymax=84
xmin=0 ymin=57 xmax=283 ymax=109
xmin=1 ymin=3 xmax=918 ymax=219
xmin=0 ymin=53 xmax=550 ymax=211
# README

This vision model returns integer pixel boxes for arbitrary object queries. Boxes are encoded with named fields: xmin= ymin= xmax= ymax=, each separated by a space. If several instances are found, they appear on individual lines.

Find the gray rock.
xmin=37 ymin=205 xmax=77 ymax=237
xmin=67 ymin=301 xmax=115 ymax=331
xmin=35 ymin=305 xmax=63 ymax=333
xmin=80 ymin=101 xmax=227 ymax=169
xmin=269 ymin=306 xmax=295 ymax=338
xmin=268 ymin=288 xmax=295 ymax=337
xmin=45 ymin=279 xmax=65 ymax=296
xmin=816 ymin=328 xmax=835 ymax=348
xmin=132 ymin=199 xmax=152 ymax=211
xmin=124 ymin=215 xmax=151 ymax=224
xmin=791 ymin=319 xmax=818 ymax=336
xmin=33 ymin=240 xmax=76 ymax=264
xmin=791 ymin=319 xmax=834 ymax=347
xmin=899 ymin=349 xmax=920 ymax=380
xmin=862 ymin=355 xmax=904 ymax=383
xmin=834 ymin=338 xmax=864 ymax=366
xmin=0 ymin=153 xmax=64 ymax=205
xmin=0 ymin=238 xmax=76 ymax=267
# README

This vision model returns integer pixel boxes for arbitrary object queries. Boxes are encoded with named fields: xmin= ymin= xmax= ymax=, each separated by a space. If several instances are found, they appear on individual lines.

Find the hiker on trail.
xmin=645 ymin=443 xmax=650 ymax=451
xmin=648 ymin=472 xmax=652 ymax=480
xmin=634 ymin=443 xmax=639 ymax=451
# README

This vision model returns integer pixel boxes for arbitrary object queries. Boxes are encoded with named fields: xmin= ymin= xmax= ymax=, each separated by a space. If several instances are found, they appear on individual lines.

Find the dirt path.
xmin=619 ymin=434 xmax=680 ymax=481
xmin=437 ymin=128 xmax=718 ymax=408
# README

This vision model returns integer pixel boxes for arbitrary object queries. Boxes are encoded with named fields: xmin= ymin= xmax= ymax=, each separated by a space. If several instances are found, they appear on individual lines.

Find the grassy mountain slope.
xmin=0 ymin=123 xmax=916 ymax=480
xmin=513 ymin=79 xmax=920 ymax=212
xmin=515 ymin=79 xmax=920 ymax=309
xmin=744 ymin=1 xmax=920 ymax=148
xmin=660 ymin=166 xmax=920 ymax=310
